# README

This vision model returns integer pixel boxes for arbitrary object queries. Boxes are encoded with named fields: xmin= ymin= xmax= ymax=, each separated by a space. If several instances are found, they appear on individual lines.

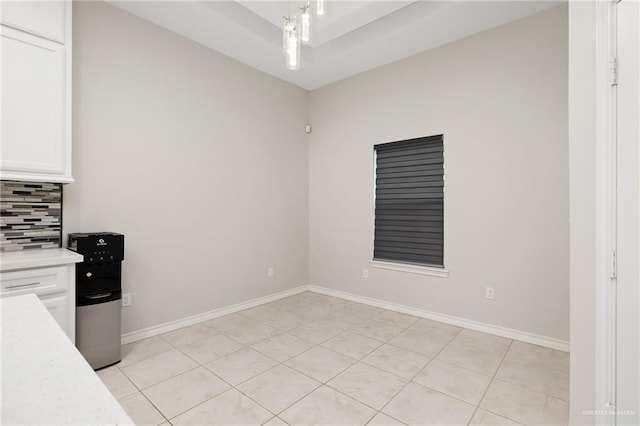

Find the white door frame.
xmin=614 ymin=0 xmax=640 ymax=422
xmin=594 ymin=0 xmax=617 ymax=424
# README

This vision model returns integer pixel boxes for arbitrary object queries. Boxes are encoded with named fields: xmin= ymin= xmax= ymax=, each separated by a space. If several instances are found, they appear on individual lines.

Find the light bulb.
xmin=301 ymin=3 xmax=311 ymax=44
xmin=316 ymin=0 xmax=324 ymax=16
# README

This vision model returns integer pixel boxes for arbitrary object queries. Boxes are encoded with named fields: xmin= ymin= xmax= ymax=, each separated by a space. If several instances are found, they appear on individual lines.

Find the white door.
xmin=616 ymin=0 xmax=640 ymax=424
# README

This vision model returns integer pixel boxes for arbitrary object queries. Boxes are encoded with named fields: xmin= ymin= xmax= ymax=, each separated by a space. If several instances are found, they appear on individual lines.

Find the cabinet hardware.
xmin=5 ymin=282 xmax=39 ymax=289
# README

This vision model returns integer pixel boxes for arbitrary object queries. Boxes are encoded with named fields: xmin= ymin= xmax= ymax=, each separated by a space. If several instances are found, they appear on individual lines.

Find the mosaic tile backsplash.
xmin=1 ymin=181 xmax=62 ymax=252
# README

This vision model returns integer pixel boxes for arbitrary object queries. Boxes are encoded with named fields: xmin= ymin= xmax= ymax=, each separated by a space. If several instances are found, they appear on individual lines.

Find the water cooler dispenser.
xmin=68 ymin=232 xmax=124 ymax=370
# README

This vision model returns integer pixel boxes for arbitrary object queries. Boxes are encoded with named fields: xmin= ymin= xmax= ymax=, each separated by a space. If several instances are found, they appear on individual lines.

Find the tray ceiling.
xmin=108 ymin=1 xmax=563 ymax=90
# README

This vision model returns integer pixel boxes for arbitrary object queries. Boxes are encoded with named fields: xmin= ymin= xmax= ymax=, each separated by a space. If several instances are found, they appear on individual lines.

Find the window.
xmin=373 ymin=135 xmax=444 ymax=268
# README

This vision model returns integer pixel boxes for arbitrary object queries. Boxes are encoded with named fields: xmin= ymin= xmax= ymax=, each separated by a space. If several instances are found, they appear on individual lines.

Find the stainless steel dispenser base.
xmin=76 ymin=298 xmax=122 ymax=370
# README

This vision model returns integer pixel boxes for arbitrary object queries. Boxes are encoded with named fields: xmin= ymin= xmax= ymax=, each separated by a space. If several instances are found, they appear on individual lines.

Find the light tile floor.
xmin=98 ymin=291 xmax=569 ymax=426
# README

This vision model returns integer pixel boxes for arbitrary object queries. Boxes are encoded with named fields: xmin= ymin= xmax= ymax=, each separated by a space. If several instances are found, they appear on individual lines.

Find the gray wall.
xmin=308 ymin=6 xmax=569 ymax=341
xmin=66 ymin=2 xmax=570 ymax=347
xmin=65 ymin=2 xmax=309 ymax=334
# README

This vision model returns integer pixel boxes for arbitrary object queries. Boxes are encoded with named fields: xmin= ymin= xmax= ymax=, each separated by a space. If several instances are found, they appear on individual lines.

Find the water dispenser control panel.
xmin=68 ymin=233 xmax=124 ymax=264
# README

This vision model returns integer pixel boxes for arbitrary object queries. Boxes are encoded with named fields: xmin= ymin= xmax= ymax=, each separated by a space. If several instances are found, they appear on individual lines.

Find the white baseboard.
xmin=121 ymin=286 xmax=308 ymax=345
xmin=308 ymin=285 xmax=570 ymax=352
xmin=121 ymin=283 xmax=569 ymax=353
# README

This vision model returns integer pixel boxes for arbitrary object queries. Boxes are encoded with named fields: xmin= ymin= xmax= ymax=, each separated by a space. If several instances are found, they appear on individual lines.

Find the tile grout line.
xmin=371 ymin=326 xmax=464 ymax=425
xmin=473 ymin=342 xmax=569 ymax=423
xmin=241 ymin=334 xmax=355 ymax=418
xmin=114 ymin=363 xmax=173 ymax=425
xmin=466 ymin=339 xmax=517 ymax=425
xmin=155 ymin=344 xmax=243 ymax=421
xmin=164 ymin=335 xmax=284 ymax=423
xmin=162 ymin=353 xmax=278 ymax=423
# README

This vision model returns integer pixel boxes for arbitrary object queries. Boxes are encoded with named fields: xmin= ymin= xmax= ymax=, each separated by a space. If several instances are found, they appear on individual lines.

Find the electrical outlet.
xmin=268 ymin=267 xmax=274 ymax=277
xmin=363 ymin=269 xmax=369 ymax=278
xmin=485 ymin=287 xmax=495 ymax=300
xmin=122 ymin=292 xmax=131 ymax=307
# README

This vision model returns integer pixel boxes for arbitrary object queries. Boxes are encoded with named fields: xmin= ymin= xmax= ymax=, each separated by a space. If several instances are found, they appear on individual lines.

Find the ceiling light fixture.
xmin=300 ymin=2 xmax=311 ymax=45
xmin=283 ymin=0 xmax=326 ymax=70
xmin=283 ymin=15 xmax=300 ymax=70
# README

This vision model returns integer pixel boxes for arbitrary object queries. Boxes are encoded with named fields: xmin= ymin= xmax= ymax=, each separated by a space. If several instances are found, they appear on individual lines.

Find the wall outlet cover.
xmin=485 ymin=287 xmax=495 ymax=300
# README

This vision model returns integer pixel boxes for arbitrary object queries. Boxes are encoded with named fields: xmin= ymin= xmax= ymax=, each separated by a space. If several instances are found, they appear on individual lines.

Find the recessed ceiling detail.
xmin=108 ymin=1 xmax=563 ymax=90
xmin=237 ymin=1 xmax=417 ymax=48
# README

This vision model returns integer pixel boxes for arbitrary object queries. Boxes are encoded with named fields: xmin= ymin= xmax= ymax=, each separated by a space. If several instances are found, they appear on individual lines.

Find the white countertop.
xmin=0 ymin=248 xmax=83 ymax=272
xmin=0 ymin=294 xmax=134 ymax=425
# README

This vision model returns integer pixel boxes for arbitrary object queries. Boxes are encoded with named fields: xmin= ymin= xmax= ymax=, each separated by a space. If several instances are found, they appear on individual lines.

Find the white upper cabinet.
xmin=0 ymin=1 xmax=72 ymax=183
xmin=1 ymin=28 xmax=67 ymax=177
xmin=1 ymin=1 xmax=66 ymax=43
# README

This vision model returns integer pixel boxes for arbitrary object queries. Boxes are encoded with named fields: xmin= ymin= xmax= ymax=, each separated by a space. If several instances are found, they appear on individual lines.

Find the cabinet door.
xmin=0 ymin=1 xmax=66 ymax=43
xmin=1 ymin=26 xmax=69 ymax=180
xmin=41 ymin=294 xmax=69 ymax=336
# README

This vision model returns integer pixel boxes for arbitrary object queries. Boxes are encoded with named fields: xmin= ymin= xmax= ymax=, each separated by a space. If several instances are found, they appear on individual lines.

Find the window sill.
xmin=369 ymin=260 xmax=449 ymax=278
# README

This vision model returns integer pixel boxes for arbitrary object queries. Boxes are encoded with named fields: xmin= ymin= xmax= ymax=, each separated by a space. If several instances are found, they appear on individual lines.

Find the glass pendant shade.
xmin=285 ymin=26 xmax=300 ymax=70
xmin=282 ymin=0 xmax=326 ymax=70
xmin=301 ymin=3 xmax=311 ymax=44
xmin=282 ymin=16 xmax=296 ymax=55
